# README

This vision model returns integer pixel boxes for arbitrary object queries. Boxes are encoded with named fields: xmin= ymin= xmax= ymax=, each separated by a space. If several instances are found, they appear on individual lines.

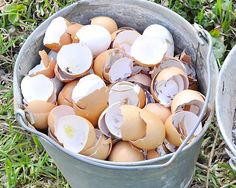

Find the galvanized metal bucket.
xmin=13 ymin=0 xmax=218 ymax=187
xmin=216 ymin=45 xmax=236 ymax=171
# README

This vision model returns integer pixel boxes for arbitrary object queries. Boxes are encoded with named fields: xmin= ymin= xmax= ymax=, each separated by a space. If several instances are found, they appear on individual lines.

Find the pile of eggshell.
xmin=21 ymin=16 xmax=208 ymax=162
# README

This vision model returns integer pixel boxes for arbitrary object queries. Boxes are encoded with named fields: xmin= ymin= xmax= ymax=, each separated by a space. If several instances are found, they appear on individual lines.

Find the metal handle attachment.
xmin=15 ymin=23 xmax=213 ymax=170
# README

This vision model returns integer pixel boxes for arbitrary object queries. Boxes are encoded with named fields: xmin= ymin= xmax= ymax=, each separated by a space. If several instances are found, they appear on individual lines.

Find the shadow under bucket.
xmin=13 ymin=0 xmax=218 ymax=187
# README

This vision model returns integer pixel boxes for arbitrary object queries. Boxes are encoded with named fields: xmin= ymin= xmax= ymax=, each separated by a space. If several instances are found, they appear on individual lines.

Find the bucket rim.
xmin=14 ymin=0 xmax=217 ymax=168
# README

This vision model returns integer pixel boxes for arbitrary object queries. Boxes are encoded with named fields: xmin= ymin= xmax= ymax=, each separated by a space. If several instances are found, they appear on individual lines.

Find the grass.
xmin=0 ymin=0 xmax=236 ymax=187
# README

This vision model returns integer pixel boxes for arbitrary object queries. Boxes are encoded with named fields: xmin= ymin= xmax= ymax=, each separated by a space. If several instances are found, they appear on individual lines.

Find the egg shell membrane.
xmin=55 ymin=115 xmax=96 ymax=153
xmin=111 ymin=27 xmax=136 ymax=41
xmin=75 ymin=25 xmax=111 ymax=57
xmin=150 ymin=57 xmax=187 ymax=79
xmin=171 ymin=89 xmax=205 ymax=115
xmin=90 ymin=16 xmax=118 ymax=34
xmin=67 ymin=23 xmax=83 ymax=43
xmin=131 ymin=35 xmax=167 ymax=67
xmin=58 ymin=80 xmax=79 ymax=107
xmin=81 ymin=129 xmax=112 ymax=160
xmin=142 ymin=24 xmax=174 ymax=57
xmin=25 ymin=100 xmax=56 ymax=130
xmin=112 ymin=30 xmax=141 ymax=56
xmin=73 ymin=86 xmax=108 ymax=127
xmin=120 ymin=105 xmax=146 ymax=141
xmin=165 ymin=111 xmax=202 ymax=147
xmin=48 ymin=105 xmax=75 ymax=134
xmin=43 ymin=17 xmax=72 ymax=52
xmin=144 ymin=103 xmax=171 ymax=123
xmin=127 ymin=73 xmax=152 ymax=88
xmin=108 ymin=81 xmax=146 ymax=108
xmin=131 ymin=109 xmax=165 ymax=150
xmin=150 ymin=67 xmax=189 ymax=107
xmin=21 ymin=74 xmax=55 ymax=104
xmin=57 ymin=43 xmax=93 ymax=78
xmin=108 ymin=141 xmax=144 ymax=162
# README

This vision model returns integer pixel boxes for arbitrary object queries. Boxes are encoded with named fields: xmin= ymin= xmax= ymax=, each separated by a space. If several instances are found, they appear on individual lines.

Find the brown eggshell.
xmin=108 ymin=141 xmax=144 ymax=162
xmin=91 ymin=16 xmax=118 ymax=34
xmin=48 ymin=105 xmax=75 ymax=134
xmin=127 ymin=73 xmax=152 ymax=88
xmin=25 ymin=100 xmax=56 ymax=130
xmin=81 ymin=131 xmax=112 ymax=160
xmin=131 ymin=109 xmax=165 ymax=150
xmin=147 ymin=150 xmax=160 ymax=160
xmin=144 ymin=103 xmax=171 ymax=123
xmin=171 ymin=89 xmax=205 ymax=114
xmin=58 ymin=80 xmax=79 ymax=107
xmin=165 ymin=115 xmax=182 ymax=147
xmin=67 ymin=23 xmax=83 ymax=42
xmin=73 ymin=86 xmax=109 ymax=127
xmin=120 ymin=105 xmax=146 ymax=141
xmin=54 ymin=64 xmax=75 ymax=83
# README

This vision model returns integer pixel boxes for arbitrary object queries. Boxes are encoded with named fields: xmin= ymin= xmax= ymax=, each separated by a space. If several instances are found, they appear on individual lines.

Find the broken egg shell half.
xmin=112 ymin=29 xmax=141 ymax=56
xmin=57 ymin=43 xmax=93 ymax=78
xmin=144 ymin=103 xmax=171 ymax=123
xmin=54 ymin=64 xmax=75 ymax=83
xmin=54 ymin=115 xmax=96 ymax=154
xmin=48 ymin=105 xmax=75 ymax=134
xmin=171 ymin=89 xmax=205 ymax=116
xmin=151 ymin=67 xmax=189 ymax=107
xmin=98 ymin=103 xmax=146 ymax=141
xmin=143 ymin=24 xmax=174 ymax=57
xmin=108 ymin=81 xmax=146 ymax=108
xmin=67 ymin=23 xmax=83 ymax=43
xmin=58 ymin=80 xmax=79 ymax=107
xmin=25 ymin=100 xmax=56 ymax=130
xmin=146 ymin=144 xmax=168 ymax=160
xmin=127 ymin=73 xmax=152 ymax=88
xmin=108 ymin=141 xmax=144 ymax=162
xmin=21 ymin=74 xmax=56 ymax=104
xmin=91 ymin=16 xmax=118 ymax=34
xmin=72 ymin=74 xmax=108 ymax=127
xmin=93 ymin=48 xmax=136 ymax=83
xmin=76 ymin=25 xmax=111 ymax=57
xmin=28 ymin=50 xmax=56 ymax=78
xmin=111 ymin=27 xmax=137 ymax=41
xmin=163 ymin=139 xmax=177 ymax=153
xmin=81 ymin=129 xmax=112 ymax=160
xmin=43 ymin=17 xmax=72 ymax=52
xmin=48 ymin=127 xmax=62 ymax=145
xmin=165 ymin=111 xmax=202 ymax=147
xmin=150 ymin=57 xmax=187 ymax=79
xmin=131 ymin=35 xmax=167 ymax=67
xmin=130 ymin=109 xmax=166 ymax=150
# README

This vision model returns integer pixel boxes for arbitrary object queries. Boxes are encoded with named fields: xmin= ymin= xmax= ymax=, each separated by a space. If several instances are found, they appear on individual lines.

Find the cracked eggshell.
xmin=120 ymin=105 xmax=146 ymax=141
xmin=54 ymin=115 xmax=96 ymax=153
xmin=147 ymin=144 xmax=168 ymax=159
xmin=57 ymin=43 xmax=93 ymax=78
xmin=48 ymin=105 xmax=75 ymax=134
xmin=72 ymin=74 xmax=108 ymax=126
xmin=165 ymin=111 xmax=202 ymax=147
xmin=151 ymin=67 xmax=189 ymax=107
xmin=112 ymin=30 xmax=141 ymax=56
xmin=76 ymin=25 xmax=111 ymax=57
xmin=21 ymin=74 xmax=56 ymax=104
xmin=91 ymin=16 xmax=118 ymax=34
xmin=28 ymin=50 xmax=56 ymax=78
xmin=58 ymin=80 xmax=79 ymax=107
xmin=25 ymin=100 xmax=56 ymax=130
xmin=143 ymin=24 xmax=174 ymax=57
xmin=144 ymin=103 xmax=171 ymax=123
xmin=108 ymin=141 xmax=144 ymax=162
xmin=131 ymin=109 xmax=165 ymax=150
xmin=171 ymin=89 xmax=205 ymax=116
xmin=109 ymin=81 xmax=146 ymax=108
xmin=81 ymin=129 xmax=112 ymax=160
xmin=67 ymin=23 xmax=83 ymax=43
xmin=43 ymin=17 xmax=72 ymax=52
xmin=93 ymin=48 xmax=135 ymax=83
xmin=127 ymin=73 xmax=152 ymax=88
xmin=131 ymin=35 xmax=167 ymax=67
xmin=54 ymin=64 xmax=75 ymax=83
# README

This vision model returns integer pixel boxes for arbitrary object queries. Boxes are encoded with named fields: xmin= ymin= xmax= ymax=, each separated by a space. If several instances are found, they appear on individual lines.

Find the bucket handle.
xmin=15 ymin=23 xmax=212 ymax=169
